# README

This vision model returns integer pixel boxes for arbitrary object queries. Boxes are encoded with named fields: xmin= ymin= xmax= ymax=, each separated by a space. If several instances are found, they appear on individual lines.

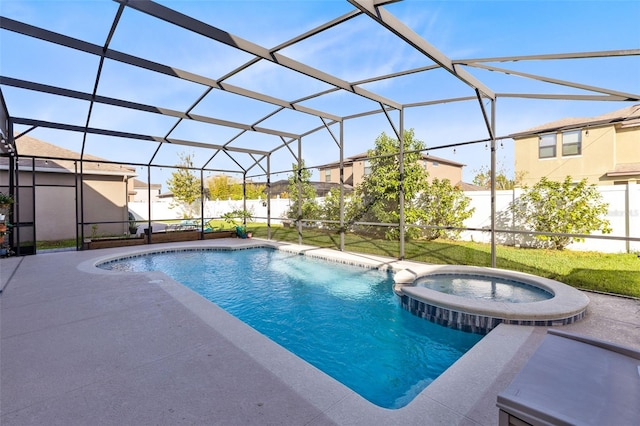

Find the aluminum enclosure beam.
xmin=115 ymin=0 xmax=402 ymax=110
xmin=0 ymin=16 xmax=342 ymax=123
xmin=0 ymin=77 xmax=301 ymax=139
xmin=468 ymin=63 xmax=640 ymax=101
xmin=347 ymin=0 xmax=495 ymax=100
xmin=10 ymin=118 xmax=270 ymax=156
xmin=454 ymin=48 xmax=640 ymax=64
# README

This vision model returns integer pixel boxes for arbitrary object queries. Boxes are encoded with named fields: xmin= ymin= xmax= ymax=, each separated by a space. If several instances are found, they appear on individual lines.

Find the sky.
xmin=1 ymin=0 xmax=639 ymax=188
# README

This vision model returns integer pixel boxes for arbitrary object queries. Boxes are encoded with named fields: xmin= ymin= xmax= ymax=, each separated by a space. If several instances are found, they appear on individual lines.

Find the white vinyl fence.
xmin=129 ymin=183 xmax=640 ymax=254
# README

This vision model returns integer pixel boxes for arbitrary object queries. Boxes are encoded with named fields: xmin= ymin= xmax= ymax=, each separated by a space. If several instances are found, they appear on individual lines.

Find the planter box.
xmin=87 ymin=236 xmax=145 ymax=250
xmin=144 ymin=230 xmax=201 ymax=244
xmin=86 ymin=229 xmax=237 ymax=250
xmin=204 ymin=230 xmax=237 ymax=239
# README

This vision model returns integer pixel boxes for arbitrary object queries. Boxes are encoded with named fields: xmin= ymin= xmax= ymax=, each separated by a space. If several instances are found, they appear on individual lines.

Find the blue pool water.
xmin=415 ymin=274 xmax=552 ymax=303
xmin=100 ymin=248 xmax=482 ymax=408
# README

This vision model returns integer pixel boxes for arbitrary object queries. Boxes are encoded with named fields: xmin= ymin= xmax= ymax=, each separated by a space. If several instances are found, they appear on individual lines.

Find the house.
xmin=317 ymin=151 xmax=465 ymax=188
xmin=512 ymin=104 xmax=640 ymax=186
xmin=268 ymin=179 xmax=352 ymax=198
xmin=131 ymin=179 xmax=162 ymax=202
xmin=0 ymin=135 xmax=137 ymax=243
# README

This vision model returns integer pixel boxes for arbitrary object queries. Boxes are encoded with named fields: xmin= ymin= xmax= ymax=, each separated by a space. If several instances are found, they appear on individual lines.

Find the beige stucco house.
xmin=131 ymin=179 xmax=162 ymax=202
xmin=512 ymin=104 xmax=640 ymax=186
xmin=317 ymin=151 xmax=464 ymax=188
xmin=0 ymin=135 xmax=137 ymax=243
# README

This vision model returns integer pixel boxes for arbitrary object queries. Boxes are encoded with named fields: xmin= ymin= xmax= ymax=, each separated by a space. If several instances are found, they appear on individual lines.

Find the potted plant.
xmin=222 ymin=209 xmax=254 ymax=239
xmin=0 ymin=191 xmax=14 ymax=210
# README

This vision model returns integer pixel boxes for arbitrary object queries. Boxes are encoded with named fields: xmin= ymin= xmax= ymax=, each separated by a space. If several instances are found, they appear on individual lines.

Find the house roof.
xmin=133 ymin=179 xmax=162 ymax=189
xmin=510 ymin=104 xmax=640 ymax=138
xmin=316 ymin=151 xmax=465 ymax=169
xmin=0 ymin=135 xmax=136 ymax=177
xmin=606 ymin=162 xmax=640 ymax=177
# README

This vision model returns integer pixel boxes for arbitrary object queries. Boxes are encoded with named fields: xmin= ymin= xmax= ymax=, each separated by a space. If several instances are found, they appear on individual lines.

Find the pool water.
xmin=100 ymin=248 xmax=482 ymax=409
xmin=414 ymin=274 xmax=552 ymax=303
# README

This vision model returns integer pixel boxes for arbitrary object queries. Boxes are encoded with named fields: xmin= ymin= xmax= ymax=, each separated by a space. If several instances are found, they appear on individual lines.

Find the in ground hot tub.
xmin=394 ymin=265 xmax=589 ymax=334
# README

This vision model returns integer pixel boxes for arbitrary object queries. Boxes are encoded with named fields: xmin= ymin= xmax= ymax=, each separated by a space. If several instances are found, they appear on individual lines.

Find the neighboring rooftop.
xmin=0 ymin=135 xmax=136 ymax=176
xmin=510 ymin=104 xmax=640 ymax=138
xmin=316 ymin=151 xmax=465 ymax=170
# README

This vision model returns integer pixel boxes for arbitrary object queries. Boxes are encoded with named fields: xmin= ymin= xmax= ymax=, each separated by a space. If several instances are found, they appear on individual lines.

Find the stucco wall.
xmin=515 ymin=124 xmax=639 ymax=186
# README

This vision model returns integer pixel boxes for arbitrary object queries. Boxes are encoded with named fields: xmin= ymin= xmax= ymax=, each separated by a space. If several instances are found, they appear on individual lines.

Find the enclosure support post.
xmin=200 ymin=169 xmax=205 ymax=236
xmin=146 ymin=165 xmax=152 ymax=244
xmin=242 ymin=171 xmax=247 ymax=227
xmin=490 ymin=100 xmax=497 ymax=268
xmin=267 ymin=155 xmax=272 ymax=240
xmin=339 ymin=120 xmax=345 ymax=252
xmin=399 ymin=107 xmax=405 ymax=260
xmin=75 ymin=161 xmax=80 ymax=250
xmin=297 ymin=137 xmax=303 ymax=246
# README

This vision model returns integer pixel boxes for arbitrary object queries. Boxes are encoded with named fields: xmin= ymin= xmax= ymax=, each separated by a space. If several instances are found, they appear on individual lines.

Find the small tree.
xmin=167 ymin=152 xmax=202 ymax=218
xmin=286 ymin=160 xmax=319 ymax=222
xmin=320 ymin=187 xmax=342 ymax=230
xmin=512 ymin=176 xmax=612 ymax=250
xmin=207 ymin=175 xmax=266 ymax=200
xmin=415 ymin=178 xmax=475 ymax=240
xmin=348 ymin=129 xmax=429 ymax=240
xmin=472 ymin=164 xmax=525 ymax=190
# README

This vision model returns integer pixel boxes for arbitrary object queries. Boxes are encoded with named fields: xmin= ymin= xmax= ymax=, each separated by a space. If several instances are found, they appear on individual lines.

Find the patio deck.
xmin=1 ymin=239 xmax=638 ymax=425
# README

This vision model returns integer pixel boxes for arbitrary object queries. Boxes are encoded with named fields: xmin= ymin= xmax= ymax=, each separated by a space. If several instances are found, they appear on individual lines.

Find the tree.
xmin=472 ymin=164 xmax=525 ymax=190
xmin=320 ymin=187 xmax=342 ymax=230
xmin=207 ymin=175 xmax=234 ymax=200
xmin=167 ymin=152 xmax=202 ymax=218
xmin=286 ymin=160 xmax=319 ymax=222
xmin=511 ymin=176 xmax=612 ymax=250
xmin=347 ymin=129 xmax=429 ymax=240
xmin=207 ymin=175 xmax=266 ymax=200
xmin=414 ymin=178 xmax=475 ymax=240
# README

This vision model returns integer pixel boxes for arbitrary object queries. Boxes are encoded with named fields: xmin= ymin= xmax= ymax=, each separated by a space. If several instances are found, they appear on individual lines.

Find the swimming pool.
xmin=99 ymin=247 xmax=482 ymax=409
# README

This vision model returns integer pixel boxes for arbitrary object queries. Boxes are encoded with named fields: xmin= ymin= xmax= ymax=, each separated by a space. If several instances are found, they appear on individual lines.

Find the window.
xmin=432 ymin=161 xmax=439 ymax=167
xmin=538 ymin=134 xmax=556 ymax=159
xmin=562 ymin=130 xmax=581 ymax=156
xmin=324 ymin=169 xmax=331 ymax=182
xmin=364 ymin=160 xmax=372 ymax=176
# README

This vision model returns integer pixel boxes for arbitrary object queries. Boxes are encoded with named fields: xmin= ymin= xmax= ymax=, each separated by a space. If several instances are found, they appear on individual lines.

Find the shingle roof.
xmin=606 ymin=162 xmax=640 ymax=177
xmin=510 ymin=104 xmax=640 ymax=138
xmin=316 ymin=151 xmax=464 ymax=169
xmin=2 ymin=135 xmax=136 ymax=176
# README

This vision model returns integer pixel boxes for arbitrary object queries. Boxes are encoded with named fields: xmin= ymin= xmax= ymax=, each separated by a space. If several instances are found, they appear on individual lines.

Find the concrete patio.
xmin=1 ymin=239 xmax=639 ymax=425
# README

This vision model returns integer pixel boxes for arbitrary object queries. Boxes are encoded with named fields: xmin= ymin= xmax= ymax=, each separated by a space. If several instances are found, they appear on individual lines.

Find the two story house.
xmin=512 ymin=104 xmax=640 ymax=186
xmin=317 ymin=151 xmax=465 ymax=188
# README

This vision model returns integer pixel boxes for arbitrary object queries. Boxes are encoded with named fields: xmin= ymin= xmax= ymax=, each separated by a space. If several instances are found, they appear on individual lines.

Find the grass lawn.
xmin=250 ymin=225 xmax=640 ymax=298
